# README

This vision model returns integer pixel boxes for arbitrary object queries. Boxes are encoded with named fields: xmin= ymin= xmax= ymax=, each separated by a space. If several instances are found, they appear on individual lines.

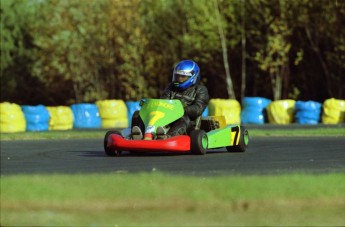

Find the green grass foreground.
xmin=1 ymin=126 xmax=344 ymax=140
xmin=1 ymin=172 xmax=345 ymax=226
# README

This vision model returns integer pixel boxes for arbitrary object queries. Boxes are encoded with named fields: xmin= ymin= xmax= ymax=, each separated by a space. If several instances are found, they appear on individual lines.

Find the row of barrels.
xmin=0 ymin=98 xmax=344 ymax=133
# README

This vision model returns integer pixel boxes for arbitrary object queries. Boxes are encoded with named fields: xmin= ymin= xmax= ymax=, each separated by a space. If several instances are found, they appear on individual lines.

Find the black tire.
xmin=190 ymin=130 xmax=208 ymax=155
xmin=226 ymin=126 xmax=249 ymax=152
xmin=104 ymin=131 xmax=122 ymax=156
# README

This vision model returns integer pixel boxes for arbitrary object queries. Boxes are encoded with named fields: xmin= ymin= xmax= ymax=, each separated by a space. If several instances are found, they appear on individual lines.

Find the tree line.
xmin=1 ymin=0 xmax=344 ymax=105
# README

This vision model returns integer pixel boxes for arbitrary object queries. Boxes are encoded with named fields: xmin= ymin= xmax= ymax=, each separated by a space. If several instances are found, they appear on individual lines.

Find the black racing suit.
xmin=131 ymin=82 xmax=209 ymax=137
xmin=160 ymin=82 xmax=209 ymax=136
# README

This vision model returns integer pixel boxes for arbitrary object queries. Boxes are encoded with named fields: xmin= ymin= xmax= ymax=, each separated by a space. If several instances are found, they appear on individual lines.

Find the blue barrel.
xmin=126 ymin=101 xmax=141 ymax=127
xmin=295 ymin=101 xmax=322 ymax=124
xmin=71 ymin=103 xmax=101 ymax=128
xmin=241 ymin=97 xmax=272 ymax=124
xmin=21 ymin=105 xmax=50 ymax=131
xmin=202 ymin=106 xmax=209 ymax=117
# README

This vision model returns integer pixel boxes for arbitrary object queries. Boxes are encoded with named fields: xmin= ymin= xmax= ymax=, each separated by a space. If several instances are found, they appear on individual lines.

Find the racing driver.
xmin=131 ymin=59 xmax=209 ymax=139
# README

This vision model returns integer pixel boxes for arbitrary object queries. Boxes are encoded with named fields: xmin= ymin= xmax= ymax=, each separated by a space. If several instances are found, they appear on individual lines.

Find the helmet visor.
xmin=173 ymin=73 xmax=191 ymax=84
xmin=173 ymin=70 xmax=193 ymax=84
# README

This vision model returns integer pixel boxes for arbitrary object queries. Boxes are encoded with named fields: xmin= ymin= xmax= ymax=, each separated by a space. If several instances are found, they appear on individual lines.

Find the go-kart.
xmin=104 ymin=99 xmax=249 ymax=156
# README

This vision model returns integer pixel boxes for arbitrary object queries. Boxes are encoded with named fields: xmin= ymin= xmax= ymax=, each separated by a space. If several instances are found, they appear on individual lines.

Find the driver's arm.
xmin=185 ymin=85 xmax=209 ymax=119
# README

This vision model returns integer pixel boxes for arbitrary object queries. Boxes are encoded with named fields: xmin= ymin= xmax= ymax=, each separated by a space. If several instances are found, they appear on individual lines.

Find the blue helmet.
xmin=172 ymin=60 xmax=200 ymax=90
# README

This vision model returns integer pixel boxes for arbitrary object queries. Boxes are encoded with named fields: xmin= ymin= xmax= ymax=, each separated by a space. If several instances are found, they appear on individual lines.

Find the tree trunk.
xmin=305 ymin=27 xmax=333 ymax=97
xmin=271 ymin=71 xmax=282 ymax=101
xmin=213 ymin=0 xmax=236 ymax=99
xmin=240 ymin=0 xmax=246 ymax=101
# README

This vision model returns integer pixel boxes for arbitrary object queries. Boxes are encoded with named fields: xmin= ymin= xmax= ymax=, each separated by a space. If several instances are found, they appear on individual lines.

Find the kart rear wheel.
xmin=226 ymin=126 xmax=249 ymax=152
xmin=104 ymin=131 xmax=122 ymax=157
xmin=190 ymin=130 xmax=208 ymax=155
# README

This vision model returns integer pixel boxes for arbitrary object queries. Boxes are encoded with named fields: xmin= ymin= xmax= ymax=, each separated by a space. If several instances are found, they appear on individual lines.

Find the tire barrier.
xmin=295 ymin=101 xmax=322 ymax=124
xmin=241 ymin=97 xmax=272 ymax=124
xmin=0 ymin=102 xmax=26 ymax=133
xmin=71 ymin=103 xmax=101 ymax=129
xmin=21 ymin=105 xmax=50 ymax=131
xmin=208 ymin=99 xmax=241 ymax=124
xmin=1 ymin=97 xmax=345 ymax=133
xmin=125 ymin=101 xmax=141 ymax=127
xmin=96 ymin=100 xmax=129 ymax=128
xmin=46 ymin=106 xmax=74 ymax=130
xmin=322 ymin=98 xmax=345 ymax=124
xmin=267 ymin=100 xmax=296 ymax=124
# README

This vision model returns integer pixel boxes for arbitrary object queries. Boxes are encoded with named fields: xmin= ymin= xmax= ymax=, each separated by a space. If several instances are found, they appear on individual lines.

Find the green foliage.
xmin=0 ymin=0 xmax=37 ymax=103
xmin=1 ymin=0 xmax=31 ymax=70
xmin=0 ymin=0 xmax=344 ymax=104
xmin=30 ymin=0 xmax=109 ymax=103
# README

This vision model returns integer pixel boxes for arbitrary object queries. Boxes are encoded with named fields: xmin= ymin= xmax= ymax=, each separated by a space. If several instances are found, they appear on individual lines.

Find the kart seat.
xmin=188 ymin=116 xmax=226 ymax=134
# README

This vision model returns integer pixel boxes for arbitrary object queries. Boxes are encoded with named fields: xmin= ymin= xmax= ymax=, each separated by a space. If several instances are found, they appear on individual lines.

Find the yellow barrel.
xmin=96 ymin=100 xmax=129 ymax=128
xmin=208 ymin=99 xmax=241 ymax=124
xmin=0 ymin=102 xmax=26 ymax=133
xmin=267 ymin=100 xmax=296 ymax=124
xmin=46 ymin=106 xmax=74 ymax=130
xmin=322 ymin=98 xmax=345 ymax=124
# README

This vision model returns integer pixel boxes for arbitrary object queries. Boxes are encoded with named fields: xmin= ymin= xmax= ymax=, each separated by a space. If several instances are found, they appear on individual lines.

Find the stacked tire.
xmin=322 ymin=98 xmax=345 ymax=124
xmin=295 ymin=101 xmax=322 ymax=124
xmin=46 ymin=106 xmax=74 ymax=130
xmin=0 ymin=102 xmax=26 ymax=133
xmin=71 ymin=103 xmax=101 ymax=129
xmin=241 ymin=97 xmax=271 ymax=124
xmin=21 ymin=105 xmax=50 ymax=131
xmin=96 ymin=100 xmax=129 ymax=128
xmin=267 ymin=100 xmax=296 ymax=124
xmin=208 ymin=99 xmax=241 ymax=124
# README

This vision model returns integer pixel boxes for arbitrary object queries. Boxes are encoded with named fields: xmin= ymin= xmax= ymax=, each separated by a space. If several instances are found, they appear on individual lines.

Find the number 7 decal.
xmin=148 ymin=111 xmax=165 ymax=126
xmin=231 ymin=126 xmax=240 ymax=145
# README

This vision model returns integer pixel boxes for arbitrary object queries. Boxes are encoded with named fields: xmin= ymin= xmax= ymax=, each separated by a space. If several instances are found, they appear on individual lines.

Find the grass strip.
xmin=0 ymin=130 xmax=106 ymax=141
xmin=1 ymin=127 xmax=344 ymax=140
xmin=1 ymin=172 xmax=345 ymax=226
xmin=251 ymin=127 xmax=345 ymax=137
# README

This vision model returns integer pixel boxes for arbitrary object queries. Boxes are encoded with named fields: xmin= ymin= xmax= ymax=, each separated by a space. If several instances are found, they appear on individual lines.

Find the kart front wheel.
xmin=104 ymin=131 xmax=122 ymax=157
xmin=190 ymin=130 xmax=208 ymax=155
xmin=226 ymin=126 xmax=249 ymax=153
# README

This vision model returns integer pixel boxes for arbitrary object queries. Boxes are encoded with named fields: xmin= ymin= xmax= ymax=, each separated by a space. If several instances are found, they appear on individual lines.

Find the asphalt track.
xmin=1 ymin=135 xmax=345 ymax=176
